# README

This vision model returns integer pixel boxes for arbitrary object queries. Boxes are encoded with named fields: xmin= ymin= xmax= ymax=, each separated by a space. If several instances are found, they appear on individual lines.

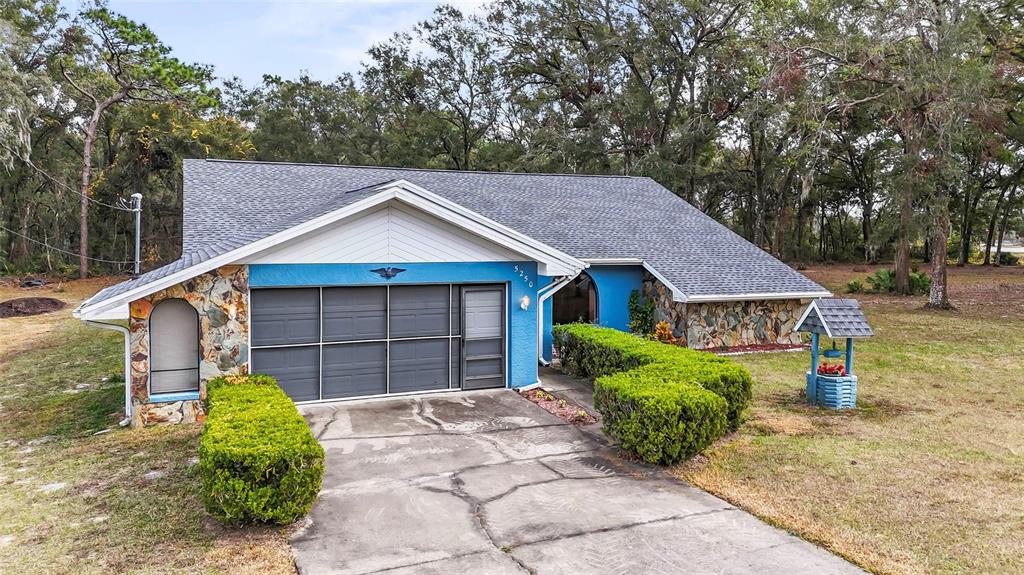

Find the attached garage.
xmin=250 ymin=284 xmax=506 ymax=403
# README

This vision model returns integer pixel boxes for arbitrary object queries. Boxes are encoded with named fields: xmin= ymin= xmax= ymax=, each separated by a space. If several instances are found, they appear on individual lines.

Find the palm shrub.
xmin=865 ymin=268 xmax=896 ymax=292
xmin=908 ymin=270 xmax=932 ymax=294
xmin=553 ymin=324 xmax=752 ymax=464
xmin=997 ymin=252 xmax=1019 ymax=266
xmin=863 ymin=268 xmax=931 ymax=295
xmin=199 ymin=374 xmax=324 ymax=525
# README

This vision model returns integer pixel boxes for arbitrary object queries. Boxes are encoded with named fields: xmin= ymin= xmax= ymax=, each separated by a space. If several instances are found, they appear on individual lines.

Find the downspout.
xmin=536 ymin=272 xmax=581 ymax=366
xmin=85 ymin=320 xmax=133 ymax=427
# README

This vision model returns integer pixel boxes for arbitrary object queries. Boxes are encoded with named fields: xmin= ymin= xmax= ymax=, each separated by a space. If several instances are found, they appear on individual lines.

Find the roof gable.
xmin=75 ymin=180 xmax=585 ymax=320
xmin=245 ymin=199 xmax=522 ymax=264
xmin=795 ymin=298 xmax=873 ymax=338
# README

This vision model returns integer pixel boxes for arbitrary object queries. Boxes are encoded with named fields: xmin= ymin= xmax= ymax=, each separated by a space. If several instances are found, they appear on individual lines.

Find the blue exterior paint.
xmin=813 ymin=374 xmax=858 ymax=409
xmin=542 ymin=296 xmax=554 ymax=362
xmin=148 ymin=391 xmax=200 ymax=403
xmin=249 ymin=262 xmax=541 ymax=388
xmin=844 ymin=338 xmax=854 ymax=374
xmin=539 ymin=265 xmax=644 ymax=362
xmin=586 ymin=265 xmax=645 ymax=332
xmin=807 ymin=332 xmax=820 ymax=401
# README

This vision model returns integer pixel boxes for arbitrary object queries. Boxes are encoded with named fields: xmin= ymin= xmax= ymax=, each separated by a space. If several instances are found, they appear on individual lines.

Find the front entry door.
xmin=461 ymin=286 xmax=505 ymax=390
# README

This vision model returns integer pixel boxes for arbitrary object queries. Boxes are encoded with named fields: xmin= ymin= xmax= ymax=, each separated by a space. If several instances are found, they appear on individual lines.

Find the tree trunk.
xmin=685 ymin=75 xmax=697 ymax=203
xmin=956 ymin=186 xmax=972 ymax=266
xmin=895 ymin=189 xmax=912 ymax=294
xmin=958 ymin=186 xmax=983 ymax=266
xmin=983 ymin=185 xmax=1007 ymax=265
xmin=78 ymin=109 xmax=103 ymax=279
xmin=995 ymin=185 xmax=1017 ymax=265
xmin=795 ymin=197 xmax=806 ymax=262
xmin=15 ymin=203 xmax=32 ymax=263
xmin=752 ymin=124 xmax=766 ymax=247
xmin=861 ymin=192 xmax=874 ymax=263
xmin=926 ymin=200 xmax=952 ymax=309
xmin=818 ymin=197 xmax=826 ymax=260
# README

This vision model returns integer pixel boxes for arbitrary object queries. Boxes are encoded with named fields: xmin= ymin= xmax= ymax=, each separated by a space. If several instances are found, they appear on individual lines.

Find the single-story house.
xmin=74 ymin=159 xmax=830 ymax=426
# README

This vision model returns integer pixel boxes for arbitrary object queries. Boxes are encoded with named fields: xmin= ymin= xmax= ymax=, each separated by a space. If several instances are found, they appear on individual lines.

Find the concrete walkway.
xmin=294 ymin=384 xmax=864 ymax=575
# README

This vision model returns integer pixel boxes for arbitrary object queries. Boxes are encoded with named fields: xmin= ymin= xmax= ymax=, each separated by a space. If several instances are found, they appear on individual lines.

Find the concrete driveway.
xmin=294 ymin=389 xmax=863 ymax=575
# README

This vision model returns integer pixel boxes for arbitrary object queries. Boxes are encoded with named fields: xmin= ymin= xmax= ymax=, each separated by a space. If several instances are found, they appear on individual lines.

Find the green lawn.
xmin=0 ymin=283 xmax=295 ymax=575
xmin=676 ymin=266 xmax=1024 ymax=575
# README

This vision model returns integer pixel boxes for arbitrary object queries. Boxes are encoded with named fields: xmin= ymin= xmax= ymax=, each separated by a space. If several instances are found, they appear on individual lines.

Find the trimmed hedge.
xmin=553 ymin=324 xmax=753 ymax=464
xmin=199 ymin=374 xmax=324 ymax=525
xmin=594 ymin=370 xmax=727 ymax=464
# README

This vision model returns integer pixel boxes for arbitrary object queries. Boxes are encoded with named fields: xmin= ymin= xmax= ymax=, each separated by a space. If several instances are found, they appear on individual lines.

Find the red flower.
xmin=817 ymin=362 xmax=846 ymax=376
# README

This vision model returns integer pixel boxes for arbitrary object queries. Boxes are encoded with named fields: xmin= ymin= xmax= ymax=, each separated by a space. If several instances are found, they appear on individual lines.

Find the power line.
xmin=0 ymin=142 xmax=136 ymax=212
xmin=0 ymin=224 xmax=134 ymax=265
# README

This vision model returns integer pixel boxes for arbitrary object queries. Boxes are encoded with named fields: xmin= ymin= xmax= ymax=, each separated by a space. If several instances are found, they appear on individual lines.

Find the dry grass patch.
xmin=0 ymin=277 xmax=118 ymax=358
xmin=0 ymin=278 xmax=296 ymax=575
xmin=676 ymin=265 xmax=1024 ymax=575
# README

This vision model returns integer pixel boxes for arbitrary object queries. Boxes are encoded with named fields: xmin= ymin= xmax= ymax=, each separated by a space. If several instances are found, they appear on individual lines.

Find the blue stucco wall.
xmin=587 ymin=265 xmax=645 ymax=331
xmin=249 ymin=262 xmax=541 ymax=388
xmin=540 ymin=265 xmax=644 ymax=361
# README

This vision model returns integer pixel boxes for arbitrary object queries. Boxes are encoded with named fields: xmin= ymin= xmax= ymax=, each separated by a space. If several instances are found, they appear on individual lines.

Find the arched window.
xmin=552 ymin=271 xmax=598 ymax=325
xmin=149 ymin=298 xmax=200 ymax=395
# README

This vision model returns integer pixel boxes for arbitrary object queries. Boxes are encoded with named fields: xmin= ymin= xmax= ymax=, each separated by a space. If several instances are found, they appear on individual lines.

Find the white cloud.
xmin=88 ymin=0 xmax=491 ymax=84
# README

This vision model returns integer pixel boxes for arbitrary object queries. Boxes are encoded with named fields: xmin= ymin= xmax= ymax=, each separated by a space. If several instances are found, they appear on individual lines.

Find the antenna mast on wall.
xmin=131 ymin=193 xmax=142 ymax=278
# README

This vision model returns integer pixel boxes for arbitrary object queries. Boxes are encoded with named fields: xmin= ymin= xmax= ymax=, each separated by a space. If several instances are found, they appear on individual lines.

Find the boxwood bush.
xmin=553 ymin=324 xmax=753 ymax=464
xmin=199 ymin=374 xmax=324 ymax=525
xmin=594 ymin=370 xmax=727 ymax=464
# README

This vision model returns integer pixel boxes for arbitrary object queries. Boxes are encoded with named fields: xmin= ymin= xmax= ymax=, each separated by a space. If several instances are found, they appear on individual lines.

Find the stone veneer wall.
xmin=641 ymin=271 xmax=806 ymax=350
xmin=128 ymin=265 xmax=249 ymax=426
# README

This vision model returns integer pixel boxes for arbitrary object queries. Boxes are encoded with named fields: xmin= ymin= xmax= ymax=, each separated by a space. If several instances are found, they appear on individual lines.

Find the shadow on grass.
xmin=0 ymin=384 xmax=124 ymax=441
xmin=0 ymin=320 xmax=124 ymax=442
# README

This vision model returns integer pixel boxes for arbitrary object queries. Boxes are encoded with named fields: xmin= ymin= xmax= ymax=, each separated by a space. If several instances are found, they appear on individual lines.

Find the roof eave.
xmin=683 ymin=290 xmax=832 ymax=303
xmin=75 ymin=302 xmax=129 ymax=321
xmin=620 ymin=259 xmax=829 ymax=305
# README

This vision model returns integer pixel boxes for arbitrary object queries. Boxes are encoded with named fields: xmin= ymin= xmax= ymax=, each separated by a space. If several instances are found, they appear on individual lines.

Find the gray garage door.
xmin=250 ymin=284 xmax=505 ymax=402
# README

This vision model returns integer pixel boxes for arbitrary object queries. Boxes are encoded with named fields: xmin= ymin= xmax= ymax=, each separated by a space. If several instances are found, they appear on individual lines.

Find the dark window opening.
xmin=552 ymin=272 xmax=598 ymax=325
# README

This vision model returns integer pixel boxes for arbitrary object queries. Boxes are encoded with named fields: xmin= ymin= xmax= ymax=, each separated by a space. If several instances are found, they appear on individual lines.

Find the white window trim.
xmin=147 ymin=298 xmax=201 ymax=399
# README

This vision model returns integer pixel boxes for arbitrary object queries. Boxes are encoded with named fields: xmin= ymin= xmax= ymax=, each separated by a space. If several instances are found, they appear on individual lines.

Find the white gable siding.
xmin=247 ymin=199 xmax=523 ymax=264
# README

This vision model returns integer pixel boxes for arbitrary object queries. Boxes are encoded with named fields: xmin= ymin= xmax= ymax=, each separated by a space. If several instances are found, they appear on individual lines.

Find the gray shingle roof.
xmin=796 ymin=298 xmax=873 ymax=337
xmin=82 ymin=159 xmax=828 ymax=311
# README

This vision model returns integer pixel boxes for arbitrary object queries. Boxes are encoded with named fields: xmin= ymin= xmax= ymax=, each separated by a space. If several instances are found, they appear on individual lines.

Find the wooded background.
xmin=1 ymin=0 xmax=1022 ymax=307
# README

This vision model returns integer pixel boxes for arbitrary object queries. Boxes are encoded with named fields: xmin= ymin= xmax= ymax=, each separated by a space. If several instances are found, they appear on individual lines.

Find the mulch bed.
xmin=520 ymin=388 xmax=597 ymax=426
xmin=0 ymin=297 xmax=66 ymax=318
xmin=709 ymin=343 xmax=808 ymax=355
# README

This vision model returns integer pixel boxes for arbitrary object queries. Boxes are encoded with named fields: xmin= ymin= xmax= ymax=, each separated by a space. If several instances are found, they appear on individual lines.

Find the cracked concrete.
xmin=293 ymin=388 xmax=865 ymax=575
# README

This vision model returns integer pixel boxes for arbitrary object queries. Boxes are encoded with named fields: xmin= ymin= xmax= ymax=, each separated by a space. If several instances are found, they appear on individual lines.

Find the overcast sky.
xmin=62 ymin=0 xmax=486 ymax=85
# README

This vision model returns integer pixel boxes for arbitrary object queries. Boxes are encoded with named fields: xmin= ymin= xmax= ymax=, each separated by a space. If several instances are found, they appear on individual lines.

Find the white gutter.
xmin=85 ymin=320 xmax=132 ymax=427
xmin=535 ymin=272 xmax=582 ymax=366
xmin=684 ymin=291 xmax=832 ymax=302
xmin=582 ymin=258 xmax=644 ymax=265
